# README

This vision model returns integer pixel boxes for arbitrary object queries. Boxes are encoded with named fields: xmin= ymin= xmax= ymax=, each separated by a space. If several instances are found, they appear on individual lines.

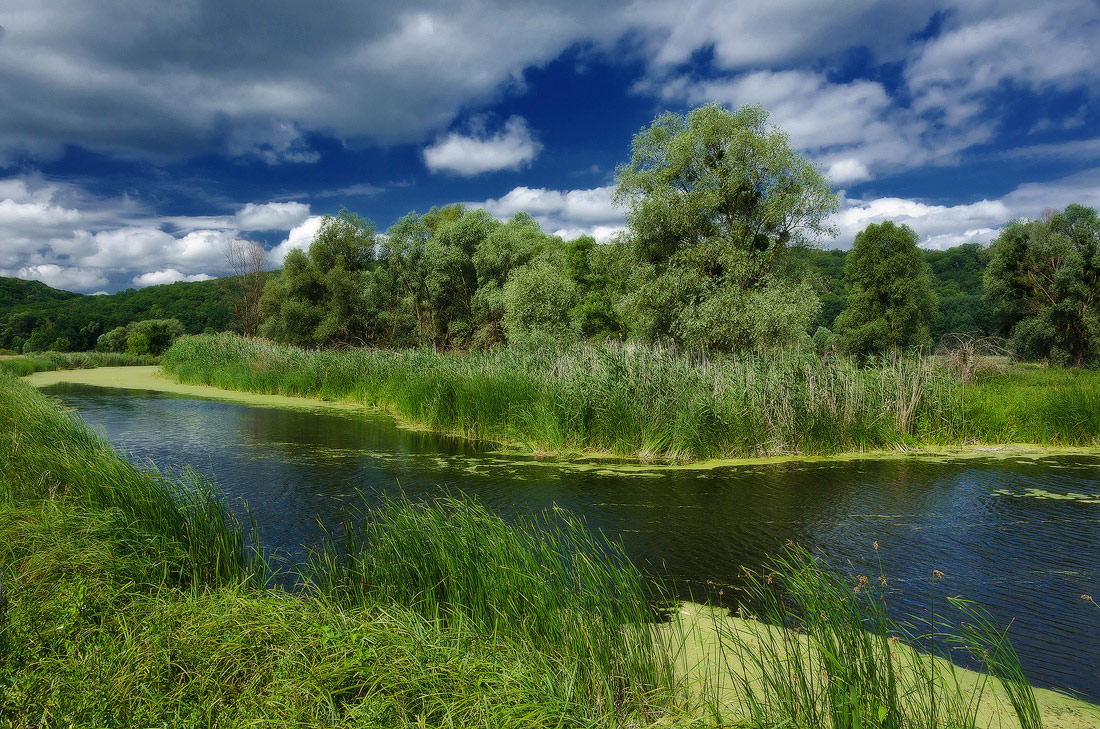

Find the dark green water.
xmin=44 ymin=382 xmax=1100 ymax=702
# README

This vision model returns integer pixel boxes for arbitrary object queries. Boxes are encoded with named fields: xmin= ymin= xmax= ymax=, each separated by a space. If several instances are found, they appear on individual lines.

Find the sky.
xmin=1 ymin=0 xmax=1099 ymax=294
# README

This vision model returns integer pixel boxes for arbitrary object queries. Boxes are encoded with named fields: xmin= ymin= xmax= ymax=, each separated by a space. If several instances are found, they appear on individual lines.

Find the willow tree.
xmin=259 ymin=210 xmax=377 ymax=348
xmin=985 ymin=204 xmax=1100 ymax=367
xmin=613 ymin=103 xmax=837 ymax=350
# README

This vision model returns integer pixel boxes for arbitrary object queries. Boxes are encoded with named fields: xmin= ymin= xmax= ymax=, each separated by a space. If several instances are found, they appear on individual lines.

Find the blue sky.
xmin=1 ymin=0 xmax=1098 ymax=293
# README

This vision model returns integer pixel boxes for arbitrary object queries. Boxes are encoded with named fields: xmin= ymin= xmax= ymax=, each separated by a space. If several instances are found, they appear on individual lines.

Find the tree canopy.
xmin=613 ymin=103 xmax=837 ymax=349
xmin=834 ymin=221 xmax=938 ymax=356
xmin=985 ymin=204 xmax=1100 ymax=367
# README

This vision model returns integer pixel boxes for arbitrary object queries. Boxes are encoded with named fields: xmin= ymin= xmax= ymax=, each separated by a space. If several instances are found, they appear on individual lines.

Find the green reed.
xmin=710 ymin=545 xmax=1042 ymax=729
xmin=304 ymin=494 xmax=680 ymax=718
xmin=163 ymin=334 xmax=965 ymax=461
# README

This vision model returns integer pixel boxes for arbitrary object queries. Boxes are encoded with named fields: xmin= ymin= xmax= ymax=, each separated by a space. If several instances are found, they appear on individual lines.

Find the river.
xmin=41 ymin=381 xmax=1100 ymax=702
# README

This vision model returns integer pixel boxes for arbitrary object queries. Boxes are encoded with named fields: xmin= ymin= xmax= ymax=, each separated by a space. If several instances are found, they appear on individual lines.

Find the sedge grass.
xmin=0 ymin=371 xmax=254 ymax=587
xmin=701 ymin=545 xmax=1046 ymax=729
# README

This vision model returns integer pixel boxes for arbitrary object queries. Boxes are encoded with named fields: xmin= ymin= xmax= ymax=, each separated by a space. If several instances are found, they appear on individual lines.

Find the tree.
xmin=613 ymin=103 xmax=837 ymax=350
xmin=501 ymin=254 xmax=580 ymax=348
xmin=224 ymin=238 xmax=266 ymax=336
xmin=835 ymin=221 xmax=937 ymax=357
xmin=259 ymin=210 xmax=377 ymax=348
xmin=984 ymin=204 xmax=1100 ymax=367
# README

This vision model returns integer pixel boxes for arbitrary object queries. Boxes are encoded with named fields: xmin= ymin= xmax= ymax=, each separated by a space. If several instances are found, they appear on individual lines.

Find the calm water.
xmin=43 ymin=382 xmax=1100 ymax=701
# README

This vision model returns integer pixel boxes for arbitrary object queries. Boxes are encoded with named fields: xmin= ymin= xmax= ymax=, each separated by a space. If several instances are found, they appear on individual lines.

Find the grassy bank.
xmin=163 ymin=333 xmax=969 ymax=462
xmin=2 ymin=370 xmax=1092 ymax=727
xmin=0 ymin=372 xmax=686 ymax=727
xmin=0 ymin=350 xmax=157 ymax=377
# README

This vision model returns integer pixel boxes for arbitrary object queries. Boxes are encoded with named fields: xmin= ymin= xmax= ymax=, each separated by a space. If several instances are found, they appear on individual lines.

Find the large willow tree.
xmin=985 ymin=204 xmax=1100 ymax=367
xmin=613 ymin=103 xmax=837 ymax=350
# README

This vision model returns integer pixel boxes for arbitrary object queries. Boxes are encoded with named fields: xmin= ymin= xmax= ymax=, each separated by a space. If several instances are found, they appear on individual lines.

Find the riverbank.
xmin=3 ymin=370 xmax=1097 ymax=727
xmin=0 ymin=350 xmax=157 ymax=377
xmin=27 ymin=364 xmax=1100 ymax=473
xmin=157 ymin=333 xmax=1099 ymax=465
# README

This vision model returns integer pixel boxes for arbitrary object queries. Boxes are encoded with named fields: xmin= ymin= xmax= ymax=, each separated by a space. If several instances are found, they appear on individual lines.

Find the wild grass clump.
xmin=306 ymin=494 xmax=680 ymax=718
xmin=0 ymin=372 xmax=254 ymax=587
xmin=962 ymin=365 xmax=1100 ymax=445
xmin=163 ymin=333 xmax=964 ymax=461
xmin=708 ymin=545 xmax=1042 ymax=729
xmin=0 ymin=350 xmax=157 ymax=376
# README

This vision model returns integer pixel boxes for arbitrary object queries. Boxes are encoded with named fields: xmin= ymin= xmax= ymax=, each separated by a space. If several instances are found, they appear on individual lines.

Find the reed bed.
xmin=306 ymin=495 xmax=679 ymax=717
xmin=163 ymin=333 xmax=965 ymax=461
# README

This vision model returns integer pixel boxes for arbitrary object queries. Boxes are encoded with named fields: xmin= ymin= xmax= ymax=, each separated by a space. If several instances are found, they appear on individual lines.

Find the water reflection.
xmin=43 ymin=382 xmax=1100 ymax=701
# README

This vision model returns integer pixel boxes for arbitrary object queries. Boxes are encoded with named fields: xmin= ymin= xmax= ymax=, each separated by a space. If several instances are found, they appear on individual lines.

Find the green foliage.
xmin=501 ymin=254 xmax=580 ymax=348
xmin=259 ymin=210 xmax=378 ymax=348
xmin=836 ymin=221 xmax=938 ymax=357
xmin=126 ymin=330 xmax=150 ymax=355
xmin=985 ymin=204 xmax=1100 ymax=367
xmin=0 ymin=276 xmax=230 ymax=353
xmin=97 ymin=325 xmax=129 ymax=352
xmin=614 ymin=103 xmax=837 ymax=349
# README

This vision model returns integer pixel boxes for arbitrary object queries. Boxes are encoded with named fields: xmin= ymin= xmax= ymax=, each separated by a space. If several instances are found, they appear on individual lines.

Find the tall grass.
xmin=0 ymin=371 xmax=253 ymax=587
xmin=306 ymin=494 xmax=679 ymax=717
xmin=163 ymin=333 xmax=964 ymax=461
xmin=0 ymin=364 xmax=1077 ymax=727
xmin=962 ymin=365 xmax=1100 ymax=446
xmin=708 ymin=545 xmax=1043 ymax=729
xmin=0 ymin=350 xmax=157 ymax=376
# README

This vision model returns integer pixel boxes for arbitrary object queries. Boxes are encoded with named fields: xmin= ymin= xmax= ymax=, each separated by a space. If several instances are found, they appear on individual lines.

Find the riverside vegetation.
xmin=162 ymin=332 xmax=1100 ymax=462
xmin=0 ymin=370 xmax=1078 ymax=728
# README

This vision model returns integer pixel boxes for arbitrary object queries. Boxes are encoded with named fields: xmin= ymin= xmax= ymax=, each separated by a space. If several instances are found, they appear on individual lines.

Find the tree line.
xmin=3 ymin=104 xmax=1097 ymax=366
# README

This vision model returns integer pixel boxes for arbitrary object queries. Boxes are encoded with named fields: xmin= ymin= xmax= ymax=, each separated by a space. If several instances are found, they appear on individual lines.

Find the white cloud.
xmin=830 ymin=166 xmax=1100 ymax=250
xmin=234 ymin=201 xmax=311 ymax=231
xmin=423 ymin=117 xmax=542 ymax=175
xmin=473 ymin=184 xmax=624 ymax=241
xmin=9 ymin=264 xmax=108 ymax=292
xmin=269 ymin=215 xmax=325 ymax=264
xmin=907 ymin=2 xmax=1100 ymax=126
xmin=131 ymin=269 xmax=214 ymax=287
xmin=0 ymin=174 xmax=314 ymax=291
xmin=826 ymin=159 xmax=872 ymax=186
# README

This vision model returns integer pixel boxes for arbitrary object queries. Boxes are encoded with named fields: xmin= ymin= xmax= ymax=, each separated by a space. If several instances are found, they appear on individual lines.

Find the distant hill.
xmin=0 ymin=276 xmax=236 ymax=352
xmin=0 ymin=277 xmax=84 ymax=309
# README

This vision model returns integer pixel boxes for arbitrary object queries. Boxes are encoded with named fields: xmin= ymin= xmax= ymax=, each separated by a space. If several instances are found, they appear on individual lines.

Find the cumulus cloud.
xmin=132 ymin=269 xmax=214 ymax=287
xmin=0 ymin=174 xmax=317 ymax=291
xmin=473 ymin=185 xmax=624 ymax=241
xmin=234 ymin=201 xmax=311 ymax=231
xmin=423 ymin=117 xmax=542 ymax=175
xmin=830 ymin=167 xmax=1100 ymax=250
xmin=8 ymin=264 xmax=108 ymax=292
xmin=269 ymin=215 xmax=326 ymax=265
